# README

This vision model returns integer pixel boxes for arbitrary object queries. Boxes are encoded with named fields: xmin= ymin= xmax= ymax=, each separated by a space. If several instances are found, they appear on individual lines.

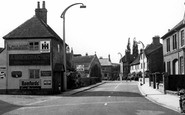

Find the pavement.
xmin=138 ymin=80 xmax=180 ymax=113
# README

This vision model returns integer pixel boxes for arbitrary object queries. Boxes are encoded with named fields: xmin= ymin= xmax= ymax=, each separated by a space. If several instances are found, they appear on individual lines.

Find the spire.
xmin=132 ymin=37 xmax=138 ymax=59
xmin=127 ymin=38 xmax=131 ymax=51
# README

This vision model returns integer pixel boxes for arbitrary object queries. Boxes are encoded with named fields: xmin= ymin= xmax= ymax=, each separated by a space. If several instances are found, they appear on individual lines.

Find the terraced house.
xmin=161 ymin=14 xmax=185 ymax=75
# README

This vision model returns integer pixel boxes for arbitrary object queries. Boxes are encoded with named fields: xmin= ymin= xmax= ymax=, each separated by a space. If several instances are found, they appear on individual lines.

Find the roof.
xmin=161 ymin=20 xmax=185 ymax=39
xmin=130 ymin=55 xmax=140 ymax=66
xmin=73 ymin=55 xmax=96 ymax=70
xmin=99 ymin=58 xmax=112 ymax=66
xmin=144 ymin=43 xmax=162 ymax=56
xmin=3 ymin=16 xmax=63 ymax=43
xmin=0 ymin=48 xmax=4 ymax=53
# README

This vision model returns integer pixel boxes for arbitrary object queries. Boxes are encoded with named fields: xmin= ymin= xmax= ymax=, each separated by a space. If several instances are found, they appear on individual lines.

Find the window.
xmin=11 ymin=71 xmax=22 ymax=78
xmin=167 ymin=61 xmax=171 ymax=74
xmin=180 ymin=56 xmax=184 ymax=74
xmin=29 ymin=69 xmax=40 ymax=79
xmin=166 ymin=38 xmax=170 ymax=52
xmin=29 ymin=42 xmax=39 ymax=50
xmin=172 ymin=34 xmax=177 ymax=50
xmin=181 ymin=30 xmax=184 ymax=46
xmin=58 ymin=44 xmax=60 ymax=52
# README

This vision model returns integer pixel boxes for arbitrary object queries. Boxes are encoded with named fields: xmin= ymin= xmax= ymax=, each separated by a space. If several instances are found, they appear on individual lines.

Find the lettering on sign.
xmin=8 ymin=43 xmax=29 ymax=50
xmin=41 ymin=71 xmax=51 ymax=77
xmin=20 ymin=79 xmax=41 ymax=89
xmin=43 ymin=80 xmax=52 ymax=85
xmin=40 ymin=41 xmax=50 ymax=52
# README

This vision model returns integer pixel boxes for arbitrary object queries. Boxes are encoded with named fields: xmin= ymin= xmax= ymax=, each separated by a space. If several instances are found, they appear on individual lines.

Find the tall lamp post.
xmin=61 ymin=3 xmax=86 ymax=91
xmin=137 ymin=41 xmax=145 ymax=84
xmin=118 ymin=52 xmax=123 ymax=81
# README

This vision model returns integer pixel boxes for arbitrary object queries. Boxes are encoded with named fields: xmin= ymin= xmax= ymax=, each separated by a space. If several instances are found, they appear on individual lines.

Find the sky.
xmin=0 ymin=0 xmax=185 ymax=63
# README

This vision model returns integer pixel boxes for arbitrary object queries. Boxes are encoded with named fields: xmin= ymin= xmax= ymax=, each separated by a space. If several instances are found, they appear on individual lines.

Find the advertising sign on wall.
xmin=41 ymin=78 xmax=52 ymax=89
xmin=41 ymin=71 xmax=51 ymax=77
xmin=9 ymin=53 xmax=50 ymax=66
xmin=20 ymin=79 xmax=41 ymax=89
xmin=40 ymin=41 xmax=50 ymax=53
xmin=8 ymin=43 xmax=29 ymax=50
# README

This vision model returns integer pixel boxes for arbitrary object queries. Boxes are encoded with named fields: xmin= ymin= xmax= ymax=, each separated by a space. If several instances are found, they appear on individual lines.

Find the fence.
xmin=167 ymin=75 xmax=185 ymax=91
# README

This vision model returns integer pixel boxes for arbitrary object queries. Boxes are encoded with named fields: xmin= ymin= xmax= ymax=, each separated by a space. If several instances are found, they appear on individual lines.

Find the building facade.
xmin=73 ymin=54 xmax=102 ymax=78
xmin=99 ymin=55 xmax=112 ymax=80
xmin=145 ymin=36 xmax=163 ymax=73
xmin=161 ymin=16 xmax=185 ymax=75
xmin=3 ymin=1 xmax=66 ymax=94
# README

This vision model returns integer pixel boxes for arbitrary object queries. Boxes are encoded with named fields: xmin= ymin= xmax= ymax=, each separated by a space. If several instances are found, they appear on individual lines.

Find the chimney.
xmin=152 ymin=36 xmax=160 ymax=45
xmin=35 ymin=1 xmax=47 ymax=23
xmin=108 ymin=54 xmax=111 ymax=62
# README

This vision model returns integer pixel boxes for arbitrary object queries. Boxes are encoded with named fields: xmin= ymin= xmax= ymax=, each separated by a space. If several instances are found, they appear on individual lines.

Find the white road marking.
xmin=19 ymin=101 xmax=151 ymax=110
xmin=114 ymin=82 xmax=121 ymax=89
xmin=108 ymin=96 xmax=111 ymax=98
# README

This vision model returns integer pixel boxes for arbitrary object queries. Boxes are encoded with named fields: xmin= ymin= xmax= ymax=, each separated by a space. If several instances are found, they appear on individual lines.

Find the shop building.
xmin=3 ymin=1 xmax=65 ymax=94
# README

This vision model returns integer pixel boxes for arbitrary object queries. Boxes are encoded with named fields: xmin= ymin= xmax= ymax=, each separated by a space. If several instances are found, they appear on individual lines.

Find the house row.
xmin=129 ymin=36 xmax=163 ymax=79
xmin=129 ymin=9 xmax=185 ymax=78
xmin=161 ymin=14 xmax=185 ymax=75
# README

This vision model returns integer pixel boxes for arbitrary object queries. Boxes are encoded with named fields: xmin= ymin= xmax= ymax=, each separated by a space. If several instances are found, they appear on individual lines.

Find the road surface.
xmin=2 ymin=81 xmax=181 ymax=115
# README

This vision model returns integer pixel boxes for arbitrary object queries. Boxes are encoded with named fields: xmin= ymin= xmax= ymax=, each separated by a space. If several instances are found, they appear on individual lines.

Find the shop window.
xmin=11 ymin=71 xmax=22 ymax=78
xmin=29 ymin=42 xmax=39 ymax=50
xmin=29 ymin=69 xmax=40 ymax=79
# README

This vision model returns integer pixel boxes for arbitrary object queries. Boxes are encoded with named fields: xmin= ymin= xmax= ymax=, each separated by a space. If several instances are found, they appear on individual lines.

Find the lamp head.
xmin=80 ymin=5 xmax=86 ymax=8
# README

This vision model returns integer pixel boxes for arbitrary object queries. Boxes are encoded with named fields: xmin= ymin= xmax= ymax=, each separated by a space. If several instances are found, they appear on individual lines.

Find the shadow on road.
xmin=69 ymin=91 xmax=142 ymax=97
xmin=0 ymin=100 xmax=22 ymax=115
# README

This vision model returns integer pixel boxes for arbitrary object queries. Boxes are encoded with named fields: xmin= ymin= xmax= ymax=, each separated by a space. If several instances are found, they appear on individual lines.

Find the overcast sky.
xmin=0 ymin=0 xmax=185 ymax=63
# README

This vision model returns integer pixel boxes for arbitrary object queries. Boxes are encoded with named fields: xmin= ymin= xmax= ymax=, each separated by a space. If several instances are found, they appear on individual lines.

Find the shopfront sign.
xmin=20 ymin=79 xmax=41 ymax=89
xmin=9 ymin=53 xmax=50 ymax=66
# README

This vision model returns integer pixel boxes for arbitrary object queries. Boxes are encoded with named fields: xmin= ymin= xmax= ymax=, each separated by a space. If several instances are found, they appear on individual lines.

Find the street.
xmin=2 ymin=81 xmax=180 ymax=115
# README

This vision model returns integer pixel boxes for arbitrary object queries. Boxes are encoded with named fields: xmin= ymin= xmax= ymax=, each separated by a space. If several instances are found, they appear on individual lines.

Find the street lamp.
xmin=118 ymin=52 xmax=123 ymax=81
xmin=137 ymin=41 xmax=145 ymax=84
xmin=61 ymin=3 xmax=86 ymax=91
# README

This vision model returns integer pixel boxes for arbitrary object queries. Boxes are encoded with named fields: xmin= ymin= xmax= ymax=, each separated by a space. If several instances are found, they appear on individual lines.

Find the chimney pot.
xmin=42 ymin=1 xmax=45 ymax=9
xmin=37 ymin=1 xmax=40 ymax=9
xmin=35 ymin=1 xmax=47 ymax=24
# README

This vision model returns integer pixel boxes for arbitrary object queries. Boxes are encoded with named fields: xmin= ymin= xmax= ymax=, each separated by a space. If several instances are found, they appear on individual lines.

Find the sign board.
xmin=40 ymin=41 xmax=50 ymax=52
xmin=76 ymin=65 xmax=84 ymax=71
xmin=41 ymin=71 xmax=51 ymax=77
xmin=8 ymin=43 xmax=29 ymax=50
xmin=42 ymin=78 xmax=52 ymax=89
xmin=20 ymin=79 xmax=41 ymax=89
xmin=9 ymin=53 xmax=50 ymax=66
